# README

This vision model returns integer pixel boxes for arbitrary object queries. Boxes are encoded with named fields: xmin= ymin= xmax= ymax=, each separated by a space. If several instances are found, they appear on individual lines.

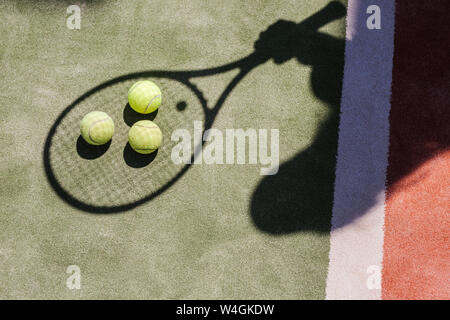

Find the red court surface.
xmin=383 ymin=0 xmax=450 ymax=300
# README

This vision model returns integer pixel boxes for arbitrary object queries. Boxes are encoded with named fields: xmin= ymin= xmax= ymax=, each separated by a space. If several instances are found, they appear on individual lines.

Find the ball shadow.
xmin=123 ymin=103 xmax=158 ymax=127
xmin=123 ymin=143 xmax=158 ymax=168
xmin=76 ymin=135 xmax=111 ymax=160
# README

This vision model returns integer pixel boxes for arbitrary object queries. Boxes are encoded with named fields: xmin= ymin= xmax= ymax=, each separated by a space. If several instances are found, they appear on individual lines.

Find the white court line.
xmin=325 ymin=0 xmax=396 ymax=300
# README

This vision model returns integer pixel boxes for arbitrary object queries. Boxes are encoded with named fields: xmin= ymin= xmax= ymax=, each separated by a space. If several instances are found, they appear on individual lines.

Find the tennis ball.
xmin=80 ymin=111 xmax=115 ymax=145
xmin=128 ymin=120 xmax=163 ymax=154
xmin=128 ymin=80 xmax=162 ymax=114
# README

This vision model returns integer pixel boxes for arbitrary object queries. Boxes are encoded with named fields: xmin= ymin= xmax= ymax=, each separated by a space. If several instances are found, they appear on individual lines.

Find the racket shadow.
xmin=43 ymin=71 xmax=199 ymax=214
xmin=43 ymin=48 xmax=264 ymax=214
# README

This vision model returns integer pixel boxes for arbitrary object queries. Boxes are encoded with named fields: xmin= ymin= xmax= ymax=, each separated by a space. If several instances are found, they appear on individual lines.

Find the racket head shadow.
xmin=44 ymin=72 xmax=206 ymax=213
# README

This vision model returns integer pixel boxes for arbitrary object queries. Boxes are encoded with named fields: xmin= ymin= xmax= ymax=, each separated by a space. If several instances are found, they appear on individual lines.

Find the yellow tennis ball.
xmin=128 ymin=80 xmax=162 ymax=114
xmin=128 ymin=120 xmax=163 ymax=154
xmin=80 ymin=111 xmax=115 ymax=145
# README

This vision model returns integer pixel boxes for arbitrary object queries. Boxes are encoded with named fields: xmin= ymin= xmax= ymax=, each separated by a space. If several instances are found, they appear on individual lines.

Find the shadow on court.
xmin=76 ymin=136 xmax=111 ymax=160
xmin=123 ymin=144 xmax=158 ymax=168
xmin=250 ymin=6 xmax=346 ymax=234
xmin=44 ymin=1 xmax=354 ymax=229
xmin=123 ymin=103 xmax=158 ymax=127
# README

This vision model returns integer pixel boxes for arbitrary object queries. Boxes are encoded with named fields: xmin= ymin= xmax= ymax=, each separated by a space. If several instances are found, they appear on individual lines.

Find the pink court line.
xmin=326 ymin=0 xmax=396 ymax=299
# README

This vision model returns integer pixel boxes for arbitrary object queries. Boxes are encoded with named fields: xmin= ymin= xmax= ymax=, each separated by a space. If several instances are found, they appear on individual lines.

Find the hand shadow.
xmin=250 ymin=1 xmax=350 ymax=234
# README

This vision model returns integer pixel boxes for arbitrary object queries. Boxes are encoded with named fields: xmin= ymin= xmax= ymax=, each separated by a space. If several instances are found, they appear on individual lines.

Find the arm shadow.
xmin=250 ymin=1 xmax=355 ymax=234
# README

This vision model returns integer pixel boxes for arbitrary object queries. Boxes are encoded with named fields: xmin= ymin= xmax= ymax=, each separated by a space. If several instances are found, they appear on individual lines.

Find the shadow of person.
xmin=43 ymin=1 xmax=348 ymax=214
xmin=250 ymin=1 xmax=347 ymax=234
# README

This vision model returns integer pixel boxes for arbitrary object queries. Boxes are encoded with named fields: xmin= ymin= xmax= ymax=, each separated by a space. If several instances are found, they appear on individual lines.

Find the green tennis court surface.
xmin=0 ymin=0 xmax=347 ymax=299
